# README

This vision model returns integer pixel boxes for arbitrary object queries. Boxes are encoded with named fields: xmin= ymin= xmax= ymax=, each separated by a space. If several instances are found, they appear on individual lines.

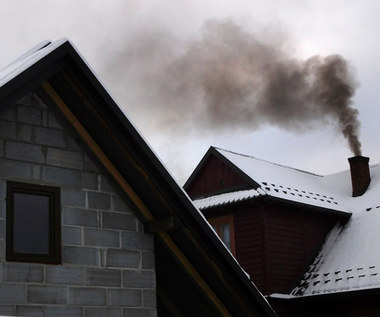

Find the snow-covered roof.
xmin=196 ymin=147 xmax=380 ymax=297
xmin=194 ymin=188 xmax=266 ymax=210
xmin=196 ymin=147 xmax=350 ymax=214
xmin=289 ymin=164 xmax=380 ymax=297
xmin=0 ymin=39 xmax=68 ymax=88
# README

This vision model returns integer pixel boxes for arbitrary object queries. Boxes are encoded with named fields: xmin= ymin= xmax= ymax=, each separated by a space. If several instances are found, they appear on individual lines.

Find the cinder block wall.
xmin=0 ymin=93 xmax=156 ymax=317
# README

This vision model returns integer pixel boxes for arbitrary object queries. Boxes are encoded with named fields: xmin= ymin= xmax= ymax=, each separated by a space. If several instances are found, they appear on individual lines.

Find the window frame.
xmin=6 ymin=181 xmax=61 ymax=264
xmin=208 ymin=214 xmax=236 ymax=256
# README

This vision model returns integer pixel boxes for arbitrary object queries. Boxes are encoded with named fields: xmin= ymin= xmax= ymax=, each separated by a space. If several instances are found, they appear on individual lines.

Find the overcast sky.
xmin=1 ymin=1 xmax=380 ymax=183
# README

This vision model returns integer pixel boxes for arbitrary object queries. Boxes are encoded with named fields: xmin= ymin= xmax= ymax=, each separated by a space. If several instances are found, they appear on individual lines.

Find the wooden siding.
xmin=186 ymin=155 xmax=247 ymax=198
xmin=207 ymin=201 xmax=337 ymax=296
xmin=234 ymin=205 xmax=266 ymax=292
xmin=264 ymin=203 xmax=337 ymax=294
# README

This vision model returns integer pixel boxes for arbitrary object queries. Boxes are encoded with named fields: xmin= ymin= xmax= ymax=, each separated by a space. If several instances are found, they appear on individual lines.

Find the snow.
xmin=0 ymin=39 xmax=68 ymax=88
xmin=194 ymin=188 xmax=265 ymax=210
xmin=214 ymin=148 xmax=350 ymax=213
xmin=210 ymin=148 xmax=380 ymax=297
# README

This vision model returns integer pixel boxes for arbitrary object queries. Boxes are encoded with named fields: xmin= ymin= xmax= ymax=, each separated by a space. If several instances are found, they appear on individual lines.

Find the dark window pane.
xmin=13 ymin=192 xmax=50 ymax=254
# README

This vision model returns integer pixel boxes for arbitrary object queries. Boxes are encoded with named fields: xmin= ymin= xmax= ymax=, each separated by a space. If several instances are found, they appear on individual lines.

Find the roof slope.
xmin=0 ymin=40 xmax=276 ymax=317
xmin=290 ymin=163 xmax=380 ymax=297
xmin=191 ymin=147 xmax=350 ymax=215
xmin=190 ymin=146 xmax=380 ymax=298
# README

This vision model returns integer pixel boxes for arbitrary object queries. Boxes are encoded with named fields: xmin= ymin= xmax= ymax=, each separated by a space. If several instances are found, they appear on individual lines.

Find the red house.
xmin=185 ymin=146 xmax=380 ymax=316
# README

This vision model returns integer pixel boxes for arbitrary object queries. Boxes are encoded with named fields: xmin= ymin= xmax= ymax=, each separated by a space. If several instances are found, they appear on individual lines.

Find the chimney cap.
xmin=348 ymin=155 xmax=369 ymax=163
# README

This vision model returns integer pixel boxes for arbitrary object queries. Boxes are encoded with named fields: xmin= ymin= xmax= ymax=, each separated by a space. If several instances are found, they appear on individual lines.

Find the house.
xmin=0 ymin=40 xmax=277 ymax=317
xmin=184 ymin=146 xmax=380 ymax=316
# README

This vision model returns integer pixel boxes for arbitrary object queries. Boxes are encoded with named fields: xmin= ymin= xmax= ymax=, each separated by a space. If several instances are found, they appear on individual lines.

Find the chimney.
xmin=348 ymin=156 xmax=371 ymax=197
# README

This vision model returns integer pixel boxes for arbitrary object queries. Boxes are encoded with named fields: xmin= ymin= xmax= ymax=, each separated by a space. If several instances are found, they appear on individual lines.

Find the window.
xmin=6 ymin=181 xmax=61 ymax=264
xmin=208 ymin=214 xmax=236 ymax=256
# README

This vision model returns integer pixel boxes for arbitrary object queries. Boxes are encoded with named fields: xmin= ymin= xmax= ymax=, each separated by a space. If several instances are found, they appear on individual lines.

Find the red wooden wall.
xmin=186 ymin=152 xmax=340 ymax=312
xmin=186 ymin=155 xmax=247 ymax=198
xmin=205 ymin=201 xmax=337 ymax=295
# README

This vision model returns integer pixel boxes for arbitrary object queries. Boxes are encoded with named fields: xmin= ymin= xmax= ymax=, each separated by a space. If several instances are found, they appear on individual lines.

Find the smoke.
xmin=105 ymin=19 xmax=361 ymax=155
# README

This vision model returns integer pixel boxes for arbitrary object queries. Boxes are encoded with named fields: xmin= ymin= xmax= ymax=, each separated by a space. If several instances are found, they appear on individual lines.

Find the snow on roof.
xmin=194 ymin=188 xmax=266 ymax=210
xmin=214 ymin=147 xmax=349 ymax=214
xmin=287 ymin=163 xmax=380 ymax=297
xmin=0 ymin=39 xmax=68 ymax=88
xmin=205 ymin=148 xmax=380 ymax=296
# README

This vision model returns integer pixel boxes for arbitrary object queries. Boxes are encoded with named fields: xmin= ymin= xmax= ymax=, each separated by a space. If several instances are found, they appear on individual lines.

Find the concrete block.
xmin=121 ymin=232 xmax=154 ymax=251
xmin=2 ymin=262 xmax=44 ymax=283
xmin=0 ymin=284 xmax=26 ymax=304
xmin=102 ymin=212 xmax=136 ymax=231
xmin=32 ymin=165 xmax=41 ymax=180
xmin=42 ymin=166 xmax=80 ymax=187
xmin=17 ymin=105 xmax=42 ymax=125
xmin=84 ymin=228 xmax=119 ymax=248
xmin=100 ymin=175 xmax=115 ymax=193
xmin=27 ymin=285 xmax=67 ymax=304
xmin=16 ymin=305 xmax=44 ymax=317
xmin=62 ymin=246 xmax=99 ymax=266
xmin=0 ymin=219 xmax=5 ymax=239
xmin=45 ymin=305 xmax=83 ymax=317
xmin=0 ymin=200 xmax=5 ymax=218
xmin=113 ymin=195 xmax=133 ymax=212
xmin=86 ymin=268 xmax=121 ymax=287
xmin=69 ymin=287 xmax=106 ymax=306
xmin=106 ymin=249 xmax=140 ymax=268
xmin=46 ymin=266 xmax=84 ymax=285
xmin=0 ymin=120 xmax=17 ymax=140
xmin=62 ymin=226 xmax=82 ymax=245
xmin=42 ymin=108 xmax=48 ymax=127
xmin=35 ymin=127 xmax=65 ymax=148
xmin=136 ymin=219 xmax=144 ymax=232
xmin=5 ymin=141 xmax=44 ymax=163
xmin=142 ymin=251 xmax=155 ymax=269
xmin=48 ymin=111 xmax=63 ymax=129
xmin=18 ymin=124 xmax=33 ymax=142
xmin=0 ymin=305 xmax=16 ymax=315
xmin=0 ymin=158 xmax=30 ymax=179
xmin=88 ymin=191 xmax=111 ymax=210
xmin=83 ymin=155 xmax=99 ymax=173
xmin=0 ymin=180 xmax=5 ymax=199
xmin=0 ymin=240 xmax=5 ymax=261
xmin=62 ymin=207 xmax=98 ymax=227
xmin=61 ymin=188 xmax=86 ymax=207
xmin=143 ymin=289 xmax=156 ymax=308
xmin=85 ymin=307 xmax=121 ymax=317
xmin=66 ymin=136 xmax=82 ymax=151
xmin=123 ymin=309 xmax=157 ymax=317
xmin=107 ymin=289 xmax=141 ymax=307
xmin=80 ymin=172 xmax=99 ymax=190
xmin=47 ymin=148 xmax=83 ymax=170
xmin=123 ymin=270 xmax=156 ymax=288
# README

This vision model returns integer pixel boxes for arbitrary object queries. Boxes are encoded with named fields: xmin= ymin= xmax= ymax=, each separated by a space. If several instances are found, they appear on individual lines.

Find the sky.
xmin=1 ymin=1 xmax=380 ymax=184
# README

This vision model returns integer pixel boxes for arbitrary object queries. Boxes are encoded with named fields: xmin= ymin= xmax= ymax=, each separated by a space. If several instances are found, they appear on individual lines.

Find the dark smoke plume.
xmin=105 ymin=19 xmax=361 ymax=155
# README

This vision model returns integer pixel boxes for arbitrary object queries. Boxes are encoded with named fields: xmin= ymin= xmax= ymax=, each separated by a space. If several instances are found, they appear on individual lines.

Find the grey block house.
xmin=0 ymin=40 xmax=277 ymax=317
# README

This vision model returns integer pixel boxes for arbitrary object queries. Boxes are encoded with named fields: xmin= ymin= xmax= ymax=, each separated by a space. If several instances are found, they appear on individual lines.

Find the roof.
xmin=289 ymin=164 xmax=380 ymax=297
xmin=0 ymin=40 xmax=277 ymax=317
xmin=190 ymin=146 xmax=380 ymax=299
xmin=191 ymin=147 xmax=350 ymax=216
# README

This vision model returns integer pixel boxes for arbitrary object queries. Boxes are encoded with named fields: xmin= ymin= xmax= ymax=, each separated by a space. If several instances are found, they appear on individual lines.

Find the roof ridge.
xmin=0 ymin=40 xmax=52 ymax=73
xmin=214 ymin=146 xmax=323 ymax=178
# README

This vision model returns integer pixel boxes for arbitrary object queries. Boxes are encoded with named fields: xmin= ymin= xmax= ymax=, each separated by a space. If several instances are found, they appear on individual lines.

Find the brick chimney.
xmin=348 ymin=156 xmax=371 ymax=197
